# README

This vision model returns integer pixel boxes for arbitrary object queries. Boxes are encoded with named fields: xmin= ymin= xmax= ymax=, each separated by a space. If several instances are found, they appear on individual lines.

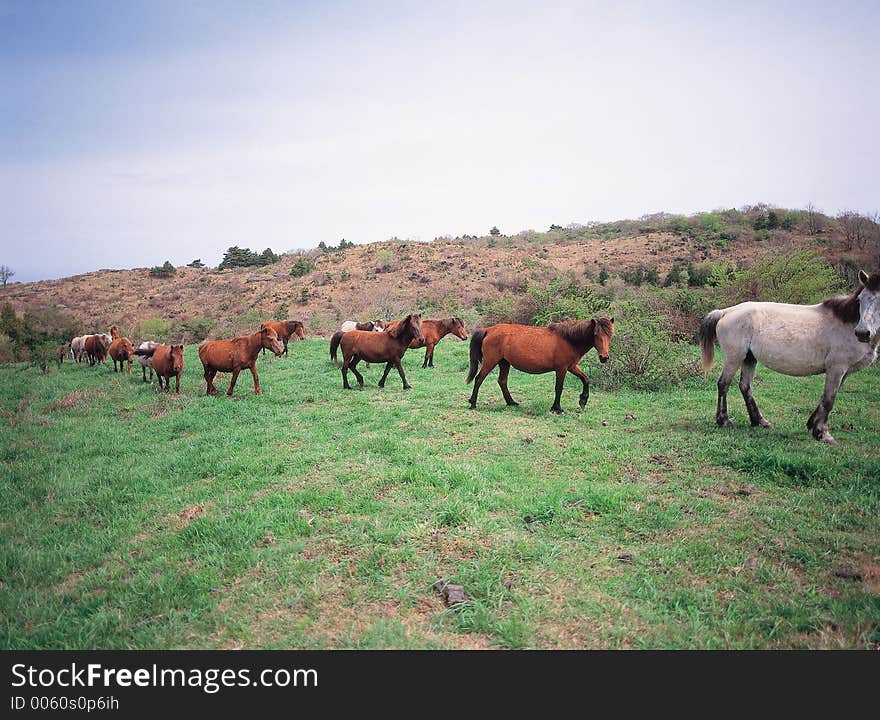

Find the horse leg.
xmin=497 ymin=360 xmax=518 ymax=406
xmin=283 ymin=338 xmax=289 ymax=357
xmin=567 ymin=364 xmax=590 ymax=408
xmin=394 ymin=359 xmax=412 ymax=389
xmin=422 ymin=346 xmax=429 ymax=368
xmin=468 ymin=356 xmax=500 ymax=409
xmin=808 ymin=366 xmax=847 ymax=444
xmin=205 ymin=369 xmax=217 ymax=395
xmin=550 ymin=368 xmax=566 ymax=414
xmin=342 ymin=354 xmax=354 ymax=389
xmin=250 ymin=365 xmax=261 ymax=394
xmin=378 ymin=362 xmax=394 ymax=388
xmin=349 ymin=356 xmax=365 ymax=387
xmin=715 ymin=357 xmax=742 ymax=428
xmin=428 ymin=343 xmax=436 ymax=368
xmin=739 ymin=353 xmax=771 ymax=428
xmin=227 ymin=369 xmax=240 ymax=396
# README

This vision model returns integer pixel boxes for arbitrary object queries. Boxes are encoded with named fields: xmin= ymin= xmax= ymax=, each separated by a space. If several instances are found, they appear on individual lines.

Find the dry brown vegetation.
xmin=1 ymin=208 xmax=873 ymax=342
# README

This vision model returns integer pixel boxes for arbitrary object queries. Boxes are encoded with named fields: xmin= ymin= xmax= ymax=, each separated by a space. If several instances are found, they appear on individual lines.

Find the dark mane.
xmin=387 ymin=315 xmax=413 ymax=338
xmin=548 ymin=318 xmax=614 ymax=349
xmin=822 ymin=272 xmax=880 ymax=323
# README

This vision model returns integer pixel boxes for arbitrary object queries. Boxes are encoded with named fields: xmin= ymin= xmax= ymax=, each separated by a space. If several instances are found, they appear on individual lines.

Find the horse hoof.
xmin=551 ymin=407 xmax=564 ymax=415
xmin=403 ymin=385 xmax=412 ymax=390
xmin=755 ymin=419 xmax=772 ymax=429
xmin=717 ymin=418 xmax=733 ymax=428
xmin=819 ymin=433 xmax=838 ymax=446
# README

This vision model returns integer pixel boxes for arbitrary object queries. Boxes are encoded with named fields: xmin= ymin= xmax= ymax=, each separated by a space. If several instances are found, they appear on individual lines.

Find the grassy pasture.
xmin=0 ymin=339 xmax=878 ymax=649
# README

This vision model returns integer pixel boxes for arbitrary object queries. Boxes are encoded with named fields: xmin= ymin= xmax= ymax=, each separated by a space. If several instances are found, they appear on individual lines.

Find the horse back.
xmin=486 ymin=324 xmax=579 ymax=372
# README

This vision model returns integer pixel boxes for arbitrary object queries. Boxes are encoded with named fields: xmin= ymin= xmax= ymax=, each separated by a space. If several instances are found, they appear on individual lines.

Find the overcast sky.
xmin=1 ymin=0 xmax=878 ymax=282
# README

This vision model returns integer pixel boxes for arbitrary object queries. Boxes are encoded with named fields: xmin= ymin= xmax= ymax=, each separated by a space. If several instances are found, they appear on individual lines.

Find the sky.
xmin=1 ymin=0 xmax=878 ymax=282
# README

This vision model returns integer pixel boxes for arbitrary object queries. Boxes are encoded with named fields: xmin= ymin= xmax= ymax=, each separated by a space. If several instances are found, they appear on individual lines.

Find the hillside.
xmin=0 ymin=206 xmax=872 ymax=342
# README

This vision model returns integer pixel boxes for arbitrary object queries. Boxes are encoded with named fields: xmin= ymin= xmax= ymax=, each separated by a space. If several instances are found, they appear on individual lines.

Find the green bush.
xmin=716 ymin=250 xmax=841 ymax=304
xmin=169 ymin=317 xmax=214 ymax=343
xmin=137 ymin=318 xmax=172 ymax=342
xmin=529 ymin=280 xmax=610 ymax=325
xmin=585 ymin=297 xmax=703 ymax=392
xmin=290 ymin=257 xmax=314 ymax=277
xmin=149 ymin=261 xmax=176 ymax=278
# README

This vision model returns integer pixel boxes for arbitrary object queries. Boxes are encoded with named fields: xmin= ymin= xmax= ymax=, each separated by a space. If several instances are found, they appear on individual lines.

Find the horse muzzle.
xmin=599 ymin=355 xmax=609 ymax=363
xmin=855 ymin=329 xmax=870 ymax=343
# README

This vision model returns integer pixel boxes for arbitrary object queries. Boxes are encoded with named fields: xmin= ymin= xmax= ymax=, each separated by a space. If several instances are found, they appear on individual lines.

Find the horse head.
xmin=290 ymin=321 xmax=306 ymax=340
xmin=170 ymin=345 xmax=185 ymax=374
xmin=260 ymin=327 xmax=284 ymax=356
xmin=593 ymin=318 xmax=615 ymax=363
xmin=855 ymin=270 xmax=880 ymax=344
xmin=451 ymin=317 xmax=468 ymax=340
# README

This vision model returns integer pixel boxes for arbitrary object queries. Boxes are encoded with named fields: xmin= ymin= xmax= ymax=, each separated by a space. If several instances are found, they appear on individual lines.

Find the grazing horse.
xmin=108 ymin=337 xmax=135 ymax=374
xmin=332 ymin=313 xmax=423 ymax=390
xmin=467 ymin=319 xmax=616 ymax=413
xmin=387 ymin=317 xmax=467 ymax=367
xmin=259 ymin=320 xmax=305 ymax=356
xmin=135 ymin=341 xmax=160 ymax=382
xmin=340 ymin=320 xmax=386 ymax=333
xmin=198 ymin=327 xmax=283 ymax=396
xmin=84 ymin=334 xmax=111 ymax=366
xmin=700 ymin=270 xmax=880 ymax=444
xmin=56 ymin=345 xmax=67 ymax=366
xmin=135 ymin=344 xmax=185 ymax=393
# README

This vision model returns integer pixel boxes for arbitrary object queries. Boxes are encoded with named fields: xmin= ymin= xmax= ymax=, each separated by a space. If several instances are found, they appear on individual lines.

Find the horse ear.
xmin=610 ymin=317 xmax=614 ymax=324
xmin=859 ymin=270 xmax=869 ymax=285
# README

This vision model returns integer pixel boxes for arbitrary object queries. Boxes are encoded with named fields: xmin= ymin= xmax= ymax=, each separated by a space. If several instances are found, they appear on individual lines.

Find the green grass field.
xmin=1 ymin=339 xmax=878 ymax=649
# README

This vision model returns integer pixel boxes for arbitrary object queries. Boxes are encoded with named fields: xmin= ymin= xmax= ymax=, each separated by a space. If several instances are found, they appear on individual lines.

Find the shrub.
xmin=169 ymin=317 xmax=214 ymax=343
xmin=290 ymin=257 xmax=314 ymax=277
xmin=529 ymin=280 xmax=610 ymax=325
xmin=716 ymin=250 xmax=841 ymax=304
xmin=585 ymin=297 xmax=703 ymax=392
xmin=137 ymin=318 xmax=172 ymax=342
xmin=149 ymin=261 xmax=176 ymax=278
xmin=376 ymin=251 xmax=394 ymax=272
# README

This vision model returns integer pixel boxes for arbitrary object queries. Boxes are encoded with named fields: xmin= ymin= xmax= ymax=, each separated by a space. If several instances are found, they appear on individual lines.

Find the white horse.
xmin=135 ymin=340 xmax=160 ymax=382
xmin=340 ymin=320 xmax=385 ymax=333
xmin=70 ymin=336 xmax=86 ymax=362
xmin=700 ymin=270 xmax=880 ymax=444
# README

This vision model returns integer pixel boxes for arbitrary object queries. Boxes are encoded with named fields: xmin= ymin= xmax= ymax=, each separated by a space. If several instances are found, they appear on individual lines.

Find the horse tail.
xmin=330 ymin=331 xmax=344 ymax=367
xmin=699 ymin=309 xmax=725 ymax=373
xmin=466 ymin=328 xmax=486 ymax=384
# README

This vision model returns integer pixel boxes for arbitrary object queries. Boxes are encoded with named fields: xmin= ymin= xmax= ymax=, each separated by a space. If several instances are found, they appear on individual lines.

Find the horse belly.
xmin=749 ymin=336 xmax=826 ymax=376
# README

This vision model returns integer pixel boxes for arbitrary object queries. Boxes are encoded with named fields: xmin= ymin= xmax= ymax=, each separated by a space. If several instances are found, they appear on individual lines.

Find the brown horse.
xmin=198 ymin=327 xmax=283 ymax=396
xmin=108 ymin=337 xmax=135 ymax=374
xmin=387 ymin=317 xmax=468 ymax=367
xmin=467 ymin=319 xmax=615 ymax=413
xmin=259 ymin=320 xmax=305 ymax=356
xmin=84 ymin=334 xmax=111 ymax=366
xmin=332 ymin=313 xmax=423 ymax=390
xmin=153 ymin=345 xmax=185 ymax=393
xmin=109 ymin=325 xmax=120 ymax=340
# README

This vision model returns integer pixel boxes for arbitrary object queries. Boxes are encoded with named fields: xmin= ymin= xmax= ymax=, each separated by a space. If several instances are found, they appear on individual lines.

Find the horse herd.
xmin=58 ymin=269 xmax=880 ymax=444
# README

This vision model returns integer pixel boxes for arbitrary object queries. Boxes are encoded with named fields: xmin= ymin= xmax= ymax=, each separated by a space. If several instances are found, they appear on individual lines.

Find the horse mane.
xmin=822 ymin=272 xmax=880 ymax=323
xmin=386 ymin=316 xmax=408 ymax=338
xmin=285 ymin=320 xmax=303 ymax=332
xmin=548 ymin=318 xmax=613 ymax=347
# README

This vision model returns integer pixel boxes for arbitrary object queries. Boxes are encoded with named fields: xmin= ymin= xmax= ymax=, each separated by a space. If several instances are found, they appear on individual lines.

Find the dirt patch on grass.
xmin=50 ymin=388 xmax=104 ymax=412
xmin=53 ymin=571 xmax=85 ymax=596
xmin=171 ymin=503 xmax=210 ymax=530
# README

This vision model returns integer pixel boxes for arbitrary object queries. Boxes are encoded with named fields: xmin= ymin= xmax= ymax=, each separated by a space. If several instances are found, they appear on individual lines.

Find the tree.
xmin=187 ymin=259 xmax=205 ymax=268
xmin=597 ymin=268 xmax=609 ymax=286
xmin=489 ymin=226 xmax=501 ymax=236
xmin=0 ymin=265 xmax=13 ymax=285
xmin=804 ymin=204 xmax=822 ymax=235
xmin=549 ymin=224 xmax=563 ymax=231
